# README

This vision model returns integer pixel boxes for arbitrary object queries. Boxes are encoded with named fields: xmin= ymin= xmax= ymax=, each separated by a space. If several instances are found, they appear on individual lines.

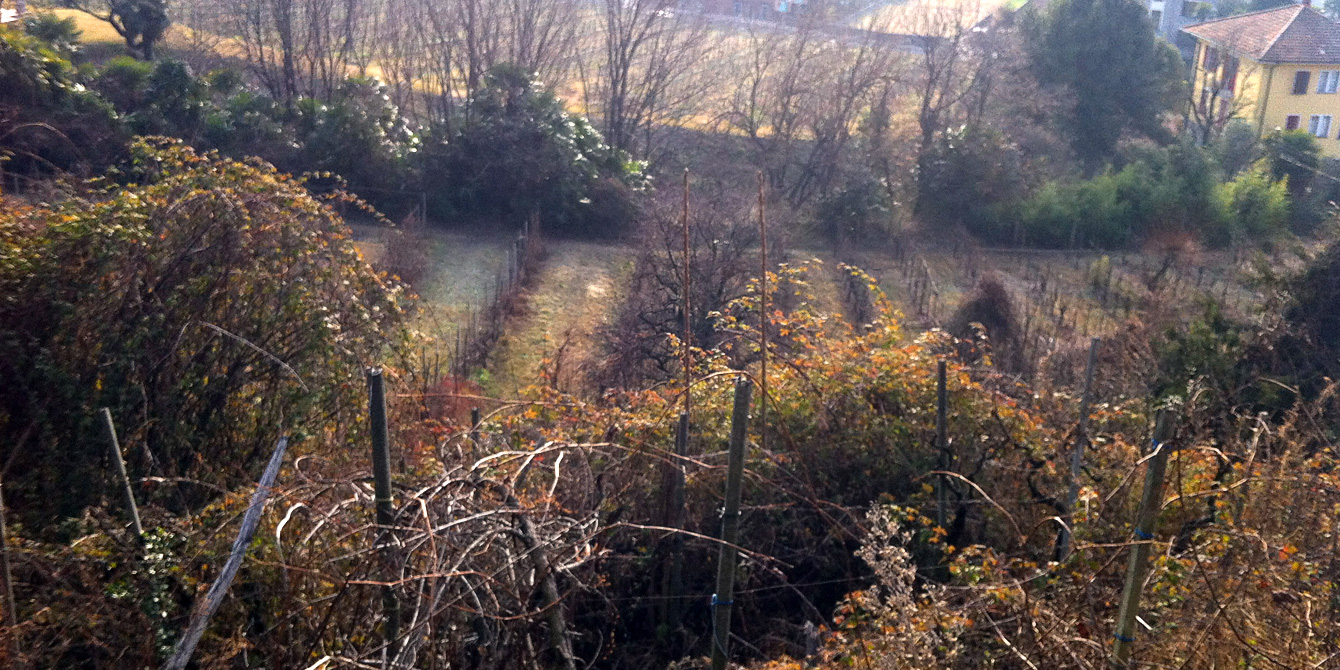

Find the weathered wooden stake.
xmin=163 ymin=437 xmax=289 ymax=670
xmin=667 ymin=412 xmax=690 ymax=626
xmin=0 ymin=476 xmax=18 ymax=661
xmin=935 ymin=360 xmax=949 ymax=530
xmin=682 ymin=168 xmax=693 ymax=421
xmin=710 ymin=379 xmax=753 ymax=670
xmin=1057 ymin=337 xmax=1099 ymax=560
xmin=756 ymin=172 xmax=768 ymax=459
xmin=100 ymin=408 xmax=144 ymax=540
xmin=469 ymin=407 xmax=481 ymax=465
xmin=1111 ymin=410 xmax=1176 ymax=668
xmin=367 ymin=369 xmax=401 ymax=665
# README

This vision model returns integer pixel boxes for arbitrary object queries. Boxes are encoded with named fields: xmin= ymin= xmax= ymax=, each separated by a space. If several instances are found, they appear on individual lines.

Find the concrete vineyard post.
xmin=710 ymin=379 xmax=753 ymax=670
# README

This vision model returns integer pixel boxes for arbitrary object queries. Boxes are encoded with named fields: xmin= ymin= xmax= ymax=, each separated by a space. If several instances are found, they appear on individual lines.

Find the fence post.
xmin=0 ymin=476 xmax=17 ymax=660
xmin=367 ymin=369 xmax=401 ymax=666
xmin=935 ymin=360 xmax=949 ymax=530
xmin=100 ymin=408 xmax=144 ymax=541
xmin=469 ymin=407 xmax=481 ymax=465
xmin=1057 ymin=337 xmax=1099 ymax=560
xmin=665 ymin=412 xmax=691 ymax=635
xmin=1111 ymin=410 xmax=1176 ymax=668
xmin=710 ymin=379 xmax=753 ymax=670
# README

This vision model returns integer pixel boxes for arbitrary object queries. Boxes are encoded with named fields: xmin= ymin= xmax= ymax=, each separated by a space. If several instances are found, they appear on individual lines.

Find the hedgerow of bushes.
xmin=1 ymin=29 xmax=643 ymax=236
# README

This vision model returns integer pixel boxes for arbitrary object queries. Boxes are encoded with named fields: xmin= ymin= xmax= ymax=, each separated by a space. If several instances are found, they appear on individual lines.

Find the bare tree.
xmin=598 ymin=0 xmax=711 ymax=157
xmin=726 ymin=17 xmax=903 ymax=207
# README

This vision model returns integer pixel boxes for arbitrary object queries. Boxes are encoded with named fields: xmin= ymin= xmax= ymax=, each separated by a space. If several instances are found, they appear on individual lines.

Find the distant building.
xmin=1149 ymin=0 xmax=1216 ymax=41
xmin=1183 ymin=3 xmax=1340 ymax=156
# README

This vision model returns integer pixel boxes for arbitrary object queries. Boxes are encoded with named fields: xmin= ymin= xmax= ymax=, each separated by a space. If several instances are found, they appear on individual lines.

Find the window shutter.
xmin=1286 ymin=115 xmax=1301 ymax=130
xmin=1295 ymin=70 xmax=1311 ymax=94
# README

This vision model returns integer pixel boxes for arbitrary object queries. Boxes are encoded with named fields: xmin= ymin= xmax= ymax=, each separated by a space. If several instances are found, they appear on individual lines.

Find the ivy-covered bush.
xmin=0 ymin=139 xmax=414 ymax=530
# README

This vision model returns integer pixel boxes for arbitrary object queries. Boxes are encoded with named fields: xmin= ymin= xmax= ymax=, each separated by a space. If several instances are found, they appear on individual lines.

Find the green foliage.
xmin=84 ymin=0 xmax=170 ymax=60
xmin=418 ymin=65 xmax=645 ymax=236
xmin=0 ymin=29 xmax=125 ymax=176
xmin=1263 ymin=129 xmax=1320 ymax=196
xmin=291 ymin=76 xmax=419 ymax=200
xmin=1000 ymin=141 xmax=1293 ymax=249
xmin=814 ymin=172 xmax=892 ymax=247
xmin=94 ymin=58 xmax=209 ymax=139
xmin=1024 ymin=0 xmax=1182 ymax=170
xmin=22 ymin=13 xmax=83 ymax=57
xmin=1212 ymin=120 xmax=1262 ymax=177
xmin=1154 ymin=299 xmax=1244 ymax=402
xmin=1214 ymin=159 xmax=1290 ymax=245
xmin=915 ymin=125 xmax=1028 ymax=241
xmin=0 ymin=139 xmax=413 ymax=530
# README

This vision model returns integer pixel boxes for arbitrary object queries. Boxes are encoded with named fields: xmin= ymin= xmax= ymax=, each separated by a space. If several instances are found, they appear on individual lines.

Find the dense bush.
xmin=1000 ymin=142 xmax=1291 ymax=249
xmin=0 ymin=29 xmax=125 ymax=179
xmin=0 ymin=139 xmax=413 ymax=530
xmin=915 ymin=125 xmax=1029 ymax=242
xmin=417 ymin=65 xmax=645 ymax=236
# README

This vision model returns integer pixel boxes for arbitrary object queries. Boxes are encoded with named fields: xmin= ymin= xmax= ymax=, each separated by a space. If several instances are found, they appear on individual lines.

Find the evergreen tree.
xmin=1024 ymin=0 xmax=1183 ymax=172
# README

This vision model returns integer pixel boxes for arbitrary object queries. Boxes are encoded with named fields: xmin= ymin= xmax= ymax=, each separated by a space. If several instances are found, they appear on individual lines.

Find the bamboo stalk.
xmin=935 ymin=360 xmax=949 ymax=530
xmin=757 ymin=172 xmax=768 ymax=458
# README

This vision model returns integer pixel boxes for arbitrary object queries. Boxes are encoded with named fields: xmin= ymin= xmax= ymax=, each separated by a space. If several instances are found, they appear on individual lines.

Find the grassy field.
xmin=485 ymin=240 xmax=636 ymax=397
xmin=350 ymin=222 xmax=512 ymax=345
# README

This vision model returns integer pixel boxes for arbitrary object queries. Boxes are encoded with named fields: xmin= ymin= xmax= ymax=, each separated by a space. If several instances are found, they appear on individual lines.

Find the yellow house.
xmin=1184 ymin=3 xmax=1340 ymax=157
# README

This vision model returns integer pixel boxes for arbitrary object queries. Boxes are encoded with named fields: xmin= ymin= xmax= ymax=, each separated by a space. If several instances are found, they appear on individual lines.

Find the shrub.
xmin=290 ymin=76 xmax=419 ymax=209
xmin=915 ymin=125 xmax=1027 ymax=242
xmin=0 ymin=139 xmax=414 ymax=530
xmin=22 ymin=13 xmax=82 ymax=56
xmin=0 ymin=30 xmax=125 ymax=178
xmin=1214 ymin=159 xmax=1290 ymax=245
xmin=417 ymin=64 xmax=645 ymax=236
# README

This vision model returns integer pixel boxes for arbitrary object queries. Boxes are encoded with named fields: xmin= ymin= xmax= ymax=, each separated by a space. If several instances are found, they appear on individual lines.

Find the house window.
xmin=1205 ymin=47 xmax=1220 ymax=71
xmin=1319 ymin=70 xmax=1340 ymax=93
xmin=1151 ymin=9 xmax=1162 ymax=25
xmin=1294 ymin=70 xmax=1312 ymax=94
xmin=1309 ymin=114 xmax=1332 ymax=137
xmin=1286 ymin=114 xmax=1301 ymax=130
xmin=1222 ymin=57 xmax=1239 ymax=93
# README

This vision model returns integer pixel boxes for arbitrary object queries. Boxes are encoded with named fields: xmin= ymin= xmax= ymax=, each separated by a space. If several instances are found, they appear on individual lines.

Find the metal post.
xmin=1058 ymin=337 xmax=1100 ymax=560
xmin=368 ymin=369 xmax=401 ymax=665
xmin=710 ymin=379 xmax=753 ymax=670
xmin=1111 ymin=410 xmax=1176 ymax=668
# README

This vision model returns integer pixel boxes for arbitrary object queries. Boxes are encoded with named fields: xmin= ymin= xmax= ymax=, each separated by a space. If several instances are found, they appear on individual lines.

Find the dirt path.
xmin=485 ymin=240 xmax=635 ymax=397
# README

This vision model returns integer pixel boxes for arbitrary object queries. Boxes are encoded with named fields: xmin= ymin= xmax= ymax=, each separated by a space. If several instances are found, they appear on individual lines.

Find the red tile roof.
xmin=1183 ymin=4 xmax=1340 ymax=64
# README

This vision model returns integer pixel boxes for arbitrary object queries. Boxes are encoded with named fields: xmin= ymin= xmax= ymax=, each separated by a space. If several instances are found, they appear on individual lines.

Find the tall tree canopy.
xmin=1024 ymin=0 xmax=1184 ymax=171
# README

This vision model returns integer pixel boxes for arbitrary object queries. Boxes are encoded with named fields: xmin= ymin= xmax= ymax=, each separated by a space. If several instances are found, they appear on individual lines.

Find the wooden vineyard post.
xmin=1058 ymin=337 xmax=1100 ymax=560
xmin=756 ymin=172 xmax=768 ymax=458
xmin=469 ymin=407 xmax=481 ymax=465
xmin=0 ymin=475 xmax=16 ymax=663
xmin=1111 ymin=410 xmax=1176 ymax=668
xmin=367 ymin=369 xmax=401 ymax=666
xmin=935 ymin=360 xmax=949 ymax=530
xmin=666 ymin=412 xmax=691 ymax=631
xmin=163 ymin=437 xmax=290 ymax=670
xmin=710 ymin=379 xmax=753 ymax=670
xmin=100 ymin=408 xmax=144 ymax=541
